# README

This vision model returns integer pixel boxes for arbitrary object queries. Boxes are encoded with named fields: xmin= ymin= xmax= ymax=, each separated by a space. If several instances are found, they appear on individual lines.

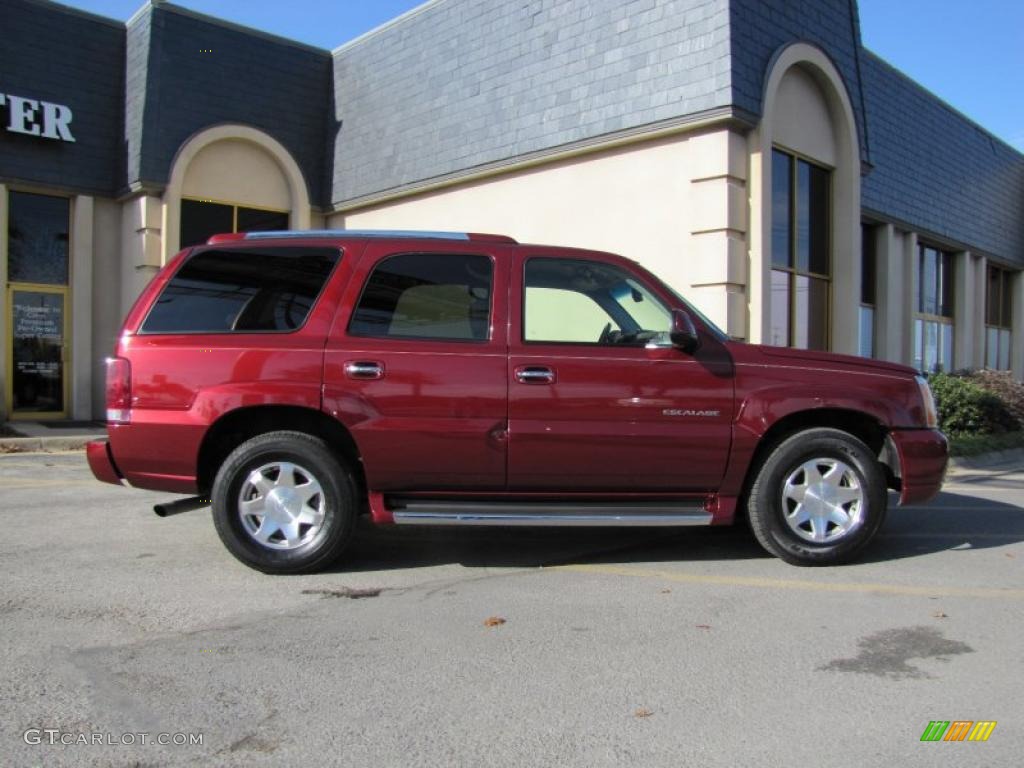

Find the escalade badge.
xmin=663 ymin=409 xmax=720 ymax=417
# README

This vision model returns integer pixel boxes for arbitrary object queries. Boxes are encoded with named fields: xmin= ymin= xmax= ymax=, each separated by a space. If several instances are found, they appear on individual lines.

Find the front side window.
xmin=770 ymin=149 xmax=831 ymax=350
xmin=524 ymin=258 xmax=671 ymax=345
xmin=180 ymin=199 xmax=289 ymax=248
xmin=985 ymin=265 xmax=1013 ymax=370
xmin=141 ymin=247 xmax=339 ymax=333
xmin=913 ymin=245 xmax=954 ymax=372
xmin=348 ymin=253 xmax=493 ymax=342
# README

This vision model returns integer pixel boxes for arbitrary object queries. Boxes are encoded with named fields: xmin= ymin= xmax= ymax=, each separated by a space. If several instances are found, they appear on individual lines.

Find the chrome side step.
xmin=390 ymin=501 xmax=711 ymax=527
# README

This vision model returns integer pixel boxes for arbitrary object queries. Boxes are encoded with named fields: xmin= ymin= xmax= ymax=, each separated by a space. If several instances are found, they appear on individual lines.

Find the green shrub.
xmin=927 ymin=371 xmax=1020 ymax=437
xmin=948 ymin=431 xmax=1024 ymax=457
xmin=966 ymin=369 xmax=1024 ymax=427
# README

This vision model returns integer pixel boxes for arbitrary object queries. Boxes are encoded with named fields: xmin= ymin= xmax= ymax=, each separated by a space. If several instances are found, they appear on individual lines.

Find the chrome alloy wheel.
xmin=238 ymin=461 xmax=327 ymax=550
xmin=781 ymin=458 xmax=865 ymax=544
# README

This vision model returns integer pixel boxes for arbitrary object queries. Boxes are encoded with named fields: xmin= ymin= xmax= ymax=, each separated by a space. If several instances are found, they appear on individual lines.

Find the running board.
xmin=390 ymin=500 xmax=712 ymax=527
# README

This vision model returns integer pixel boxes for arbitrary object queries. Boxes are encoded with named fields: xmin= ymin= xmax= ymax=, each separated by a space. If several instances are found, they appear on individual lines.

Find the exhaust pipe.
xmin=154 ymin=496 xmax=210 ymax=518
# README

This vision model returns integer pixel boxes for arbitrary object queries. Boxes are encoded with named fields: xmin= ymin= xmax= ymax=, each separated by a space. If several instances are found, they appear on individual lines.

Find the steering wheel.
xmin=597 ymin=322 xmax=613 ymax=345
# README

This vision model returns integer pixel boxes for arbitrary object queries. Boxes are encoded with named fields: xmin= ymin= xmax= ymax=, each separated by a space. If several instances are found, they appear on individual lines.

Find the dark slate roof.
xmin=728 ymin=0 xmax=871 ymax=163
xmin=331 ymin=0 xmax=734 ymax=207
xmin=0 ymin=0 xmax=125 ymax=196
xmin=860 ymin=51 xmax=1024 ymax=263
xmin=124 ymin=3 xmax=333 ymax=206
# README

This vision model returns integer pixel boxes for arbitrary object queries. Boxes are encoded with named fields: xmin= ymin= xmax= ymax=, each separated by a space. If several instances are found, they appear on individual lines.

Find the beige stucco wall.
xmin=772 ymin=65 xmax=837 ymax=166
xmin=162 ymin=125 xmax=312 ymax=262
xmin=332 ymin=127 xmax=749 ymax=336
xmin=120 ymin=194 xmax=163 ymax=318
xmin=91 ymin=198 xmax=123 ymax=418
xmin=182 ymin=139 xmax=291 ymax=210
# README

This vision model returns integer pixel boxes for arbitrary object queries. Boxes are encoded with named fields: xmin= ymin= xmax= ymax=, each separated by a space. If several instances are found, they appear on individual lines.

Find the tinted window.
xmin=180 ymin=200 xmax=289 ymax=248
xmin=771 ymin=150 xmax=791 ymax=269
xmin=7 ymin=191 xmax=69 ymax=285
xmin=861 ymin=224 xmax=876 ymax=306
xmin=349 ymin=253 xmax=492 ymax=341
xmin=141 ymin=247 xmax=339 ymax=333
xmin=237 ymin=207 xmax=289 ymax=233
xmin=180 ymin=199 xmax=233 ymax=248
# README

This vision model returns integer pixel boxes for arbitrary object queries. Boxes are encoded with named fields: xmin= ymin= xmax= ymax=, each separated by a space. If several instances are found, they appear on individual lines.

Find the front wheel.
xmin=212 ymin=431 xmax=357 ymax=574
xmin=746 ymin=428 xmax=887 ymax=566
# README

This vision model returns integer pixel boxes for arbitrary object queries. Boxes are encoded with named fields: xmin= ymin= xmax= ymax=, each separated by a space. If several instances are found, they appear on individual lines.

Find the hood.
xmin=739 ymin=343 xmax=919 ymax=378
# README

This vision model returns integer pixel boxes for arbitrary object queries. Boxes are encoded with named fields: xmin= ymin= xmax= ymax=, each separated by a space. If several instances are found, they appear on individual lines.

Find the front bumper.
xmin=889 ymin=428 xmax=948 ymax=505
xmin=86 ymin=439 xmax=124 ymax=486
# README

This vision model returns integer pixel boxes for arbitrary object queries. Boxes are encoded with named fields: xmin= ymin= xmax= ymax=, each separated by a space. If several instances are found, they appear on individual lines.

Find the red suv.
xmin=87 ymin=231 xmax=947 ymax=573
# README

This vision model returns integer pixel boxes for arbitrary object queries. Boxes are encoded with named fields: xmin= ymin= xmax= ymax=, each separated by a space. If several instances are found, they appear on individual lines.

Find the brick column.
xmin=972 ymin=255 xmax=987 ymax=370
xmin=1013 ymin=270 xmax=1024 ymax=380
xmin=687 ymin=129 xmax=748 ymax=339
xmin=953 ymin=250 xmax=974 ymax=370
xmin=0 ymin=184 xmax=7 ymax=421
xmin=71 ymin=196 xmax=94 ymax=420
xmin=901 ymin=231 xmax=918 ymax=366
xmin=874 ymin=224 xmax=904 ymax=363
xmin=119 ymin=194 xmax=163 ymax=316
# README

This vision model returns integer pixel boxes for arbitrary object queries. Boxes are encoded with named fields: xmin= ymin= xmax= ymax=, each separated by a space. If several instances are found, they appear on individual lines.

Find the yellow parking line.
xmin=549 ymin=563 xmax=1024 ymax=599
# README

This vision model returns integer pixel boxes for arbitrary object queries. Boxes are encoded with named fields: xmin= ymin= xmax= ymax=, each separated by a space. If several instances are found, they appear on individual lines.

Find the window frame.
xmin=137 ymin=245 xmax=342 ymax=336
xmin=520 ymin=255 xmax=674 ymax=348
xmin=346 ymin=251 xmax=496 ymax=344
xmin=769 ymin=147 xmax=833 ymax=351
xmin=912 ymin=243 xmax=955 ymax=373
xmin=985 ymin=264 xmax=1014 ymax=371
xmin=858 ymin=223 xmax=877 ymax=358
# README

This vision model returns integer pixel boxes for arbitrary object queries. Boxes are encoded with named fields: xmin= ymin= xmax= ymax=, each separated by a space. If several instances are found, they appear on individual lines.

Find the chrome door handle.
xmin=515 ymin=366 xmax=555 ymax=384
xmin=344 ymin=361 xmax=384 ymax=380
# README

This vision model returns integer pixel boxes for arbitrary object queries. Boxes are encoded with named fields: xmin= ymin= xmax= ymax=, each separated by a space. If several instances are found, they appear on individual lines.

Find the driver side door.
xmin=506 ymin=251 xmax=734 ymax=491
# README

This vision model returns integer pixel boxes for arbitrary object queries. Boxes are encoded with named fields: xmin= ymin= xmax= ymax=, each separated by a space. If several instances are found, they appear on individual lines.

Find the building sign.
xmin=0 ymin=91 xmax=75 ymax=142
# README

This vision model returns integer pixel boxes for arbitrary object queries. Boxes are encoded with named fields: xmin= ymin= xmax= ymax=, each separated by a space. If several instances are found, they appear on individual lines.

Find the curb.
xmin=0 ymin=435 xmax=104 ymax=454
xmin=948 ymin=447 xmax=1024 ymax=473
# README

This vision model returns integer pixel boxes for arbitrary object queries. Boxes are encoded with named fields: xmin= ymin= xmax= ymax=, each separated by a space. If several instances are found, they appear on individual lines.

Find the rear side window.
xmin=348 ymin=253 xmax=492 ymax=342
xmin=141 ymin=247 xmax=339 ymax=334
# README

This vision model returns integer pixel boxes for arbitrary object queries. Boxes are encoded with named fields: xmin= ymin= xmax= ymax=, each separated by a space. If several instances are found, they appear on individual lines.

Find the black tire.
xmin=212 ymin=431 xmax=357 ymax=574
xmin=746 ymin=428 xmax=887 ymax=566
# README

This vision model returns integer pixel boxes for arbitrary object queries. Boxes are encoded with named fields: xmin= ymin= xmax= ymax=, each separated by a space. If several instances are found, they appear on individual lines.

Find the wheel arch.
xmin=739 ymin=407 xmax=892 ymax=510
xmin=196 ymin=405 xmax=364 ymax=496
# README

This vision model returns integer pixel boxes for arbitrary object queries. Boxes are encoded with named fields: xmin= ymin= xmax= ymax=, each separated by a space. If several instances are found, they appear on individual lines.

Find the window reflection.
xmin=770 ymin=149 xmax=830 ymax=350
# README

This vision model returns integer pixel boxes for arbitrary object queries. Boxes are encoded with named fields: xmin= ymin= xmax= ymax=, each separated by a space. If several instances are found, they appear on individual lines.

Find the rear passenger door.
xmin=323 ymin=242 xmax=508 ymax=491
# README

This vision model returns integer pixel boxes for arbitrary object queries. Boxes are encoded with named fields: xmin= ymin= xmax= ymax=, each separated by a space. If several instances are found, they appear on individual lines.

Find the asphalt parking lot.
xmin=2 ymin=451 xmax=1021 ymax=767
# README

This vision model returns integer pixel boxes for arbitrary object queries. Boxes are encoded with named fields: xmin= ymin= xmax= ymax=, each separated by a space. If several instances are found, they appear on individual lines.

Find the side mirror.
xmin=670 ymin=309 xmax=701 ymax=354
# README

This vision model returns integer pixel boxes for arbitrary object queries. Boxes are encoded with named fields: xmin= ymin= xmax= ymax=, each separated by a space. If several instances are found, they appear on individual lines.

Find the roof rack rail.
xmin=207 ymin=230 xmax=517 ymax=244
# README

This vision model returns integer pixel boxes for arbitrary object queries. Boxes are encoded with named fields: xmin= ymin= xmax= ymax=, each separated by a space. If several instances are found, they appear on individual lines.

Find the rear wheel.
xmin=746 ymin=428 xmax=887 ymax=566
xmin=212 ymin=431 xmax=357 ymax=574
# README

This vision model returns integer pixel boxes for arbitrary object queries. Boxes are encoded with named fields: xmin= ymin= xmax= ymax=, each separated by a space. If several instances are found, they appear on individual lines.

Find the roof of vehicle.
xmin=206 ymin=230 xmax=517 ymax=244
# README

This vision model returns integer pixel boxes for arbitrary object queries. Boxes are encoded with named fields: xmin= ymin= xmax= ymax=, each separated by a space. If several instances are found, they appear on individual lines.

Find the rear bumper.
xmin=86 ymin=439 xmax=124 ymax=486
xmin=890 ymin=428 xmax=948 ymax=505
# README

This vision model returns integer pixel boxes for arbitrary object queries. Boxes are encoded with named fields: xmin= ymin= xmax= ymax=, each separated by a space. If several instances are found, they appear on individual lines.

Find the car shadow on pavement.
xmin=332 ymin=489 xmax=1022 ymax=573
xmin=859 ymin=490 xmax=1024 ymax=564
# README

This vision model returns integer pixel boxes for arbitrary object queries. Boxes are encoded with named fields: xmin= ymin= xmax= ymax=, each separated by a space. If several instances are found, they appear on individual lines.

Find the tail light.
xmin=106 ymin=357 xmax=132 ymax=423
